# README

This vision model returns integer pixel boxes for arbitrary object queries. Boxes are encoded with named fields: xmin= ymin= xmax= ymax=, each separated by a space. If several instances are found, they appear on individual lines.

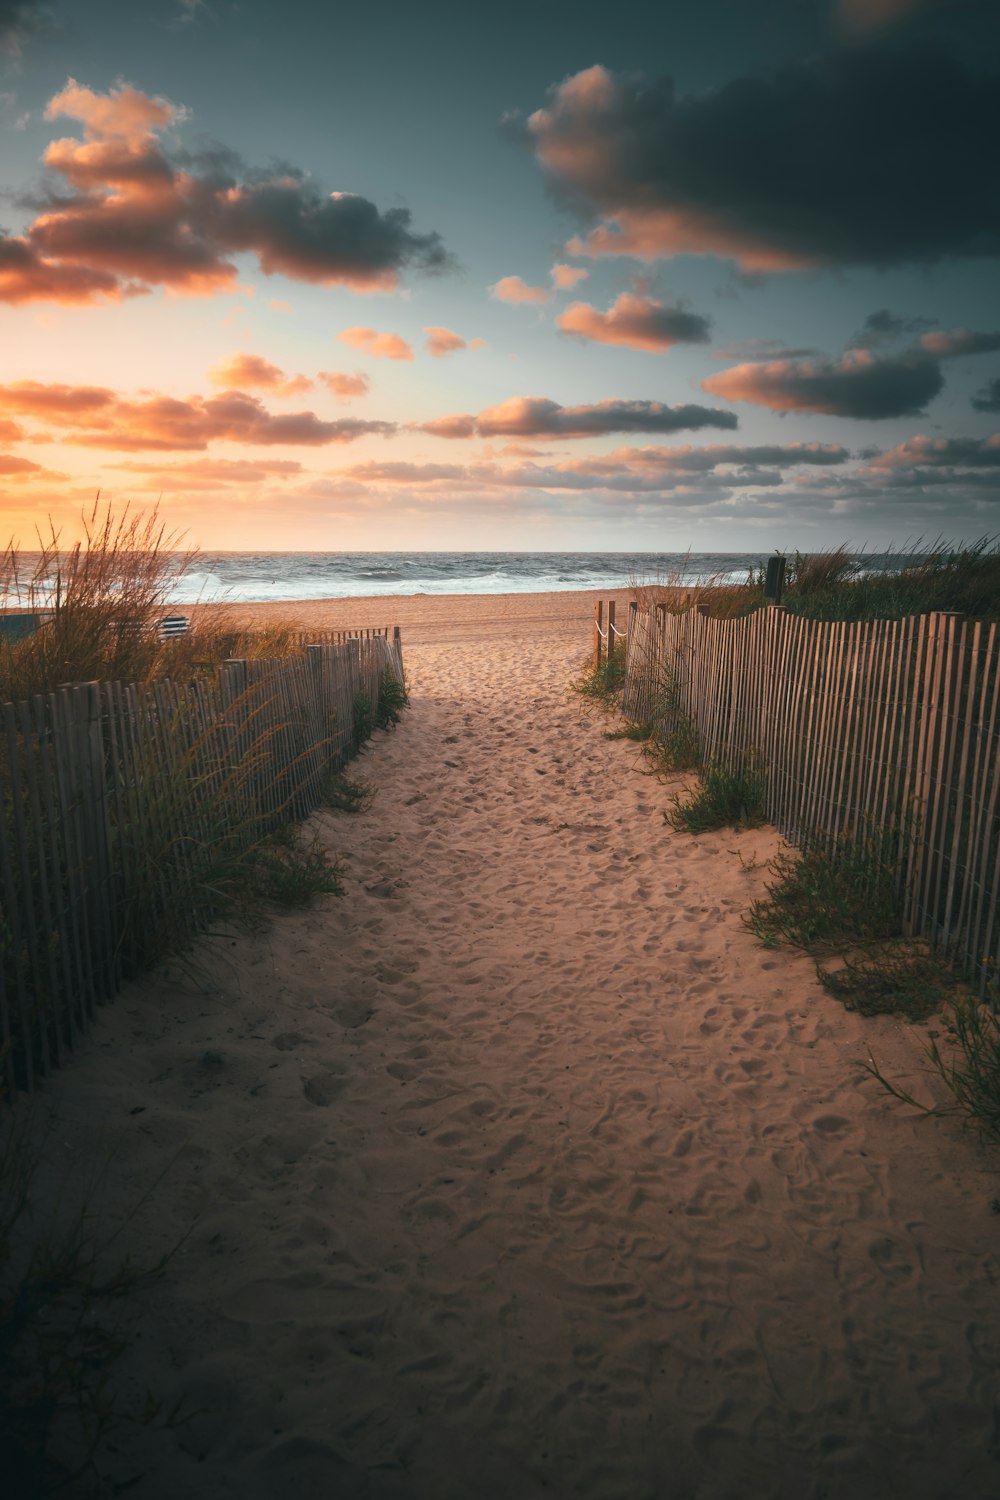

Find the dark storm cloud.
xmin=416 ymin=396 xmax=738 ymax=440
xmin=519 ymin=47 xmax=1000 ymax=271
xmin=972 ymin=377 xmax=1000 ymax=412
xmin=867 ymin=434 xmax=1000 ymax=468
xmin=919 ymin=328 xmax=1000 ymax=358
xmin=0 ymin=79 xmax=451 ymax=304
xmin=850 ymin=309 xmax=937 ymax=349
xmin=703 ymin=349 xmax=943 ymax=418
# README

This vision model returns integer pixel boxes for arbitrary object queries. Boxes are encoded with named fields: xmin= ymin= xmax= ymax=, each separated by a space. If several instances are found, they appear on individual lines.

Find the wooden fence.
xmin=0 ymin=630 xmax=404 ymax=1092
xmin=622 ymin=603 xmax=1000 ymax=1001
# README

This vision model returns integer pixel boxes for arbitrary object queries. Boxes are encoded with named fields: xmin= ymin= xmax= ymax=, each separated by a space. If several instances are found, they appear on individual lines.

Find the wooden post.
xmin=607 ymin=600 xmax=616 ymax=663
xmin=594 ymin=600 xmax=604 ymax=669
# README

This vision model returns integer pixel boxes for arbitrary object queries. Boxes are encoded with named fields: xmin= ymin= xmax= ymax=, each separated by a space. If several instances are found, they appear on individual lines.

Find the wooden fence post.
xmin=594 ymin=600 xmax=604 ymax=669
xmin=607 ymin=600 xmax=617 ymax=661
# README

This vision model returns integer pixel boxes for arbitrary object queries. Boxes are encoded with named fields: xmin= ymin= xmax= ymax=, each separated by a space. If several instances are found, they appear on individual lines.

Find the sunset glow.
xmin=1 ymin=0 xmax=997 ymax=550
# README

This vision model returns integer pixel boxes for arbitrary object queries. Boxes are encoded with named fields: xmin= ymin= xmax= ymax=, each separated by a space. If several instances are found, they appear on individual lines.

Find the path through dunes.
xmin=33 ymin=623 xmax=1000 ymax=1500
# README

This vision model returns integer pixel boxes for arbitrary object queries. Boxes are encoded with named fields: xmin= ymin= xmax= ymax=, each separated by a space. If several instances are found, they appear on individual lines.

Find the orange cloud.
xmin=550 ymin=263 xmax=588 ymax=290
xmin=0 ymin=79 xmax=450 ymax=305
xmin=423 ymin=326 xmax=484 ymax=357
xmin=318 ymin=371 xmax=370 ymax=399
xmin=337 ymin=326 xmax=414 ymax=360
xmin=209 ymin=353 xmax=313 ymax=395
xmin=557 ymin=291 xmax=711 ymax=352
xmin=0 ymin=379 xmax=396 ymax=450
xmin=0 ymin=454 xmax=65 ymax=479
xmin=107 ymin=457 xmax=305 ymax=489
xmin=491 ymin=275 xmax=550 ymax=305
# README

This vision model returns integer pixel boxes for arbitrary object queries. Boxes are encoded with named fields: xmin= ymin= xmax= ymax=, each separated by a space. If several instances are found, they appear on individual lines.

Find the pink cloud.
xmin=0 ymin=79 xmax=449 ymax=305
xmin=0 ymin=454 xmax=65 ymax=479
xmin=318 ymin=371 xmax=370 ymax=399
xmin=550 ymin=262 xmax=589 ymax=290
xmin=209 ymin=352 xmax=313 ymax=395
xmin=557 ymin=291 xmax=711 ymax=352
xmin=337 ymin=326 xmax=414 ymax=360
xmin=0 ymin=379 xmax=396 ymax=450
xmin=491 ymin=275 xmax=550 ymax=305
xmin=423 ymin=325 xmax=484 ymax=357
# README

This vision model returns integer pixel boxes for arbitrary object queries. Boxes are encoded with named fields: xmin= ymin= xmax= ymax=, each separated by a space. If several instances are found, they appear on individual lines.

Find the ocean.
xmin=169 ymin=551 xmax=772 ymax=605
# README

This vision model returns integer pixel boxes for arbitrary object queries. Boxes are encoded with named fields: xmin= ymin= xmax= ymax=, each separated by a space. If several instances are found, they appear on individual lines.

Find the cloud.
xmin=0 ymin=453 xmax=64 ymax=479
xmin=836 ymin=0 xmax=931 ymax=35
xmin=0 ymin=379 xmax=396 ymax=450
xmin=0 ymin=417 xmax=26 ymax=441
xmin=337 ymin=326 xmax=414 ymax=360
xmin=519 ymin=52 xmax=1000 ymax=272
xmin=416 ymin=395 xmax=737 ymax=440
xmin=703 ymin=348 xmax=944 ymax=418
xmin=317 ymin=371 xmax=370 ymax=399
xmin=490 ymin=275 xmax=550 ymax=304
xmin=972 ymin=377 xmax=1000 ymax=412
xmin=342 ymin=461 xmax=467 ymax=483
xmin=866 ymin=434 xmax=1000 ymax=469
xmin=423 ymin=326 xmax=484 ymax=357
xmin=851 ymin=309 xmax=937 ymax=349
xmin=713 ymin=338 xmax=818 ymax=362
xmin=106 ymin=457 xmax=305 ymax=489
xmin=209 ymin=352 xmax=313 ymax=395
xmin=557 ymin=290 xmax=711 ymax=352
xmin=550 ymin=262 xmax=588 ymax=290
xmin=918 ymin=327 xmax=1000 ymax=358
xmin=0 ymin=0 xmax=49 ymax=57
xmin=0 ymin=78 xmax=451 ymax=305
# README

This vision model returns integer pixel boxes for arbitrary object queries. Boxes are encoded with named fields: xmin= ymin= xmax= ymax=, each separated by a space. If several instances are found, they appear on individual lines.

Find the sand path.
xmin=27 ymin=614 xmax=1000 ymax=1500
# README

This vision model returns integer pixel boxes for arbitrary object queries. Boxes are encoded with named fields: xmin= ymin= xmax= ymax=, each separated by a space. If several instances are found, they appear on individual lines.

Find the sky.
xmin=1 ymin=0 xmax=998 ymax=553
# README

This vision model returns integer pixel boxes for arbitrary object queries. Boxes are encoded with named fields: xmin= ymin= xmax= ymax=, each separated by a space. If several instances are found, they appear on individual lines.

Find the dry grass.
xmin=0 ymin=503 xmax=310 ymax=701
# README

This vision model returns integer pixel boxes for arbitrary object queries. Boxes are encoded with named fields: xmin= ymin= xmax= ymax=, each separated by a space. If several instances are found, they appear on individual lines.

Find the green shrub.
xmin=375 ymin=667 xmax=408 ymax=729
xmin=321 ymin=770 xmax=372 ymax=812
xmin=243 ymin=827 xmax=343 ymax=909
xmin=666 ymin=754 xmax=766 ymax=833
xmin=352 ymin=689 xmax=374 ymax=748
xmin=745 ymin=829 xmax=902 ymax=951
xmin=817 ymin=944 xmax=959 ymax=1020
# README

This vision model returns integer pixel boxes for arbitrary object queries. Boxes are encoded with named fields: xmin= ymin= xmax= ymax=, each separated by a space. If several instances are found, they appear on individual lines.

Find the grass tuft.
xmin=242 ymin=826 xmax=343 ymax=911
xmin=867 ymin=993 xmax=1000 ymax=1145
xmin=321 ymin=770 xmax=373 ymax=812
xmin=666 ymin=754 xmax=766 ymax=833
xmin=818 ymin=943 xmax=961 ymax=1020
xmin=374 ymin=666 xmax=408 ymax=729
xmin=574 ymin=645 xmax=627 ymax=702
xmin=745 ymin=830 xmax=902 ymax=951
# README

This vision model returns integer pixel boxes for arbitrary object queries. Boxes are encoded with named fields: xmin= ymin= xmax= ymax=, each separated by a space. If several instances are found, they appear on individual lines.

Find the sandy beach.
xmin=20 ymin=589 xmax=1000 ymax=1500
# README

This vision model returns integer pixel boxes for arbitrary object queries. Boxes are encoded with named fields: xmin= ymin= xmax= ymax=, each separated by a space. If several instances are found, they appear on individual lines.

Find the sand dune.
xmin=22 ymin=593 xmax=1000 ymax=1499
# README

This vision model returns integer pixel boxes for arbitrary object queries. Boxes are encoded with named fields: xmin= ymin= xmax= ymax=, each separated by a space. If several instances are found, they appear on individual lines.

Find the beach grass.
xmin=631 ymin=538 xmax=1000 ymax=623
xmin=745 ymin=830 xmax=902 ymax=952
xmin=665 ymin=754 xmax=767 ymax=832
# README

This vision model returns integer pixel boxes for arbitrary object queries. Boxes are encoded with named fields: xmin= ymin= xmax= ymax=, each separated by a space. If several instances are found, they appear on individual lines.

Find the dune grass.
xmin=574 ymin=643 xmax=627 ymax=702
xmin=630 ymin=539 xmax=1000 ymax=624
xmin=665 ymin=754 xmax=767 ymax=833
xmin=745 ymin=828 xmax=903 ymax=952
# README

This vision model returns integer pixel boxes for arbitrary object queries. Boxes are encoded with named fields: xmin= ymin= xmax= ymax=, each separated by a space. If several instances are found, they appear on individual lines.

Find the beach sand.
xmin=19 ymin=590 xmax=1000 ymax=1499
